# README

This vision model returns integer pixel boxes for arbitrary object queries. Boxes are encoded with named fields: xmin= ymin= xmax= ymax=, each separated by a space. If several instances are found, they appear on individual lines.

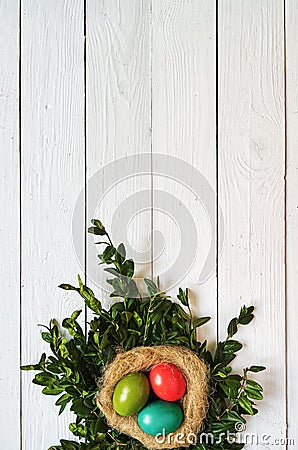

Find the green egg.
xmin=113 ymin=372 xmax=150 ymax=416
xmin=137 ymin=400 xmax=183 ymax=436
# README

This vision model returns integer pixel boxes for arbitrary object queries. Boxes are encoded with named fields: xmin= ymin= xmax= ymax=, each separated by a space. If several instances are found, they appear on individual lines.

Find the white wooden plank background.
xmin=86 ymin=0 xmax=152 ymax=304
xmin=151 ymin=0 xmax=217 ymax=345
xmin=21 ymin=1 xmax=85 ymax=448
xmin=0 ymin=1 xmax=297 ymax=449
xmin=0 ymin=1 xmax=20 ymax=447
xmin=218 ymin=2 xmax=286 ymax=449
xmin=286 ymin=0 xmax=298 ymax=446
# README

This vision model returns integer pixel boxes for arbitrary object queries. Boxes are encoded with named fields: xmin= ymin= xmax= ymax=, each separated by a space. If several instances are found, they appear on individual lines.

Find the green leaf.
xmin=62 ymin=315 xmax=84 ymax=339
xmin=33 ymin=372 xmax=56 ymax=386
xmin=42 ymin=386 xmax=65 ymax=395
xmin=101 ymin=245 xmax=115 ymax=262
xmin=223 ymin=410 xmax=246 ymax=423
xmin=91 ymin=219 xmax=105 ymax=231
xmin=239 ymin=305 xmax=254 ymax=319
xmin=248 ymin=365 xmax=266 ymax=373
xmin=144 ymin=278 xmax=158 ymax=296
xmin=20 ymin=364 xmax=39 ymax=371
xmin=223 ymin=340 xmax=243 ymax=353
xmin=47 ymin=363 xmax=62 ymax=374
xmin=221 ymin=376 xmax=241 ymax=399
xmin=175 ymin=304 xmax=192 ymax=321
xmin=121 ymin=311 xmax=133 ymax=322
xmin=245 ymin=387 xmax=264 ymax=400
xmin=227 ymin=317 xmax=238 ymax=337
xmin=121 ymin=259 xmax=134 ymax=278
xmin=69 ymin=422 xmax=87 ymax=437
xmin=211 ymin=421 xmax=234 ymax=435
xmin=239 ymin=313 xmax=254 ymax=325
xmin=41 ymin=332 xmax=53 ymax=343
xmin=89 ymin=297 xmax=102 ymax=315
xmin=70 ymin=398 xmax=94 ymax=419
xmin=59 ymin=284 xmax=78 ymax=291
xmin=110 ymin=302 xmax=124 ymax=319
xmin=116 ymin=243 xmax=126 ymax=261
xmin=88 ymin=226 xmax=106 ymax=236
xmin=177 ymin=287 xmax=189 ymax=306
xmin=59 ymin=341 xmax=69 ymax=359
xmin=55 ymin=393 xmax=72 ymax=406
xmin=107 ymin=277 xmax=125 ymax=298
xmin=193 ymin=317 xmax=211 ymax=328
xmin=127 ymin=329 xmax=141 ymax=336
xmin=76 ymin=275 xmax=102 ymax=314
xmin=238 ymin=395 xmax=254 ymax=415
xmin=246 ymin=379 xmax=263 ymax=391
xmin=104 ymin=267 xmax=119 ymax=277
xmin=71 ymin=310 xmax=81 ymax=320
xmin=133 ymin=311 xmax=143 ymax=327
xmin=127 ymin=279 xmax=139 ymax=298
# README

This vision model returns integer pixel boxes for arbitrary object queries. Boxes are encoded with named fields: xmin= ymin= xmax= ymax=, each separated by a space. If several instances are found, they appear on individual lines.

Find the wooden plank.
xmin=218 ymin=0 xmax=286 ymax=447
xmin=286 ymin=0 xmax=298 ymax=446
xmin=151 ymin=0 xmax=217 ymax=342
xmin=0 ymin=1 xmax=20 ymax=449
xmin=21 ymin=1 xmax=85 ymax=448
xmin=86 ymin=0 xmax=152 ymax=304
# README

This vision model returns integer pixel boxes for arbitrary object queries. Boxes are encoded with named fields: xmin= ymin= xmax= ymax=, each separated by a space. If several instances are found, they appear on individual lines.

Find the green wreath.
xmin=21 ymin=219 xmax=265 ymax=450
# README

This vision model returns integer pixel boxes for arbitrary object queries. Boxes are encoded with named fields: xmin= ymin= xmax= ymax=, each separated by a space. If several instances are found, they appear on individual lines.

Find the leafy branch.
xmin=21 ymin=219 xmax=266 ymax=450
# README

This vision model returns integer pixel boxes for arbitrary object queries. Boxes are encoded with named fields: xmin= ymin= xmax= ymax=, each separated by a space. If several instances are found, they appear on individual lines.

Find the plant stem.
xmin=143 ymin=297 xmax=153 ymax=345
xmin=217 ymin=368 xmax=248 ymax=420
xmin=143 ymin=292 xmax=161 ymax=345
xmin=105 ymin=231 xmax=113 ymax=247
xmin=187 ymin=304 xmax=193 ymax=329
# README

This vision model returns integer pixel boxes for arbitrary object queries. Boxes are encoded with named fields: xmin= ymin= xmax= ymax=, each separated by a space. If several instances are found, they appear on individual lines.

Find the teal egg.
xmin=113 ymin=372 xmax=150 ymax=416
xmin=137 ymin=400 xmax=183 ymax=436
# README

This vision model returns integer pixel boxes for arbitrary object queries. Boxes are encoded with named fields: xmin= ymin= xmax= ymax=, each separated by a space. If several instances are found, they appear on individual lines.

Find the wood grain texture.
xmin=21 ymin=1 xmax=84 ymax=448
xmin=0 ymin=1 xmax=20 ymax=449
xmin=86 ymin=0 xmax=152 ymax=306
xmin=1 ymin=0 xmax=297 ymax=447
xmin=218 ymin=1 xmax=286 ymax=448
xmin=151 ymin=0 xmax=217 ymax=343
xmin=286 ymin=0 xmax=298 ymax=446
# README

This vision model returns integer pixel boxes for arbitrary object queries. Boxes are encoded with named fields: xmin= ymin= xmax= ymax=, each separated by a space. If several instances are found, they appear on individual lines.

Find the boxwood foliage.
xmin=21 ymin=220 xmax=265 ymax=450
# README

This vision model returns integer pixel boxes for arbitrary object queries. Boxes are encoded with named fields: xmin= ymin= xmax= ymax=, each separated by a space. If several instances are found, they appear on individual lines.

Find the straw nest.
xmin=96 ymin=345 xmax=208 ymax=449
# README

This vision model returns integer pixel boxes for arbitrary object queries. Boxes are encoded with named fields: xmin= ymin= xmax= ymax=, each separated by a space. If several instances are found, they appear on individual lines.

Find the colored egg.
xmin=113 ymin=372 xmax=150 ymax=416
xmin=138 ymin=400 xmax=183 ymax=436
xmin=149 ymin=363 xmax=186 ymax=401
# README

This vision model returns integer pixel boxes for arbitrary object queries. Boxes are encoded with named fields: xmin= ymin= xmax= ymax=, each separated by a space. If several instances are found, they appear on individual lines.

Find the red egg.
xmin=149 ymin=363 xmax=186 ymax=401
